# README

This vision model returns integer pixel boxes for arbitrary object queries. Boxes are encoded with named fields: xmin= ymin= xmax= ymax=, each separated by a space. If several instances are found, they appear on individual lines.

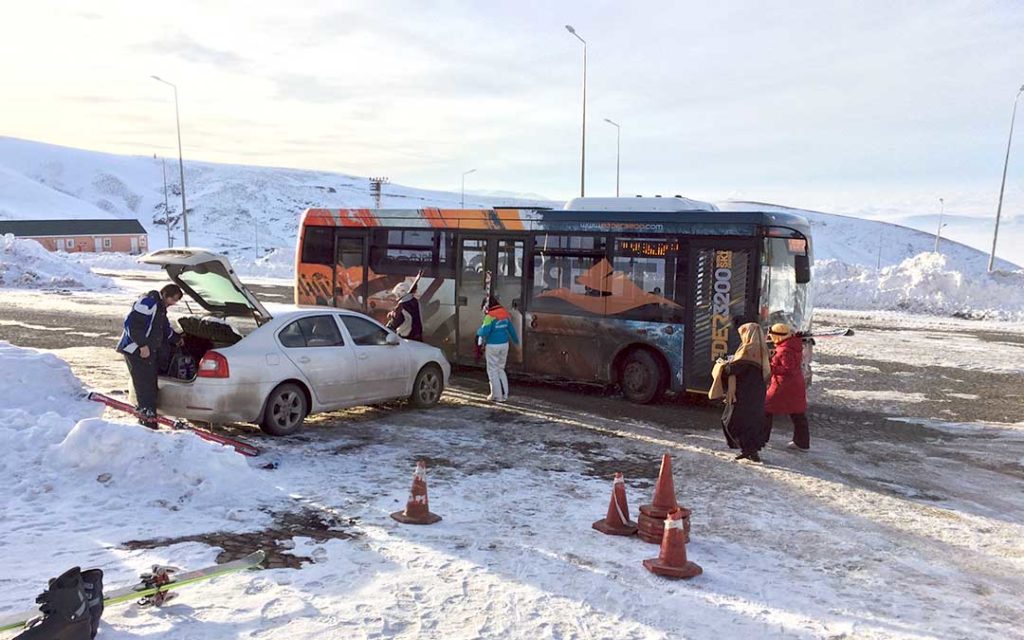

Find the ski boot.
xmin=14 ymin=567 xmax=93 ymax=640
xmin=80 ymin=569 xmax=104 ymax=638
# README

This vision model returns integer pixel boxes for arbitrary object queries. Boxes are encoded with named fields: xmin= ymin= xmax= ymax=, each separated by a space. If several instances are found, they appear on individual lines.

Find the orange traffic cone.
xmin=643 ymin=508 xmax=702 ymax=579
xmin=638 ymin=454 xmax=684 ymax=544
xmin=390 ymin=460 xmax=442 ymax=525
xmin=592 ymin=472 xmax=638 ymax=536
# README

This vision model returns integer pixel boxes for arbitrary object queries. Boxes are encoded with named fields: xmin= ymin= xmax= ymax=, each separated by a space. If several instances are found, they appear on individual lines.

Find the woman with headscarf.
xmin=764 ymin=323 xmax=810 ymax=451
xmin=721 ymin=322 xmax=771 ymax=462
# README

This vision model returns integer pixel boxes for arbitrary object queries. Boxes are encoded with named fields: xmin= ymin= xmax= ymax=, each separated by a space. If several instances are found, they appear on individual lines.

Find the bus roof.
xmin=562 ymin=196 xmax=718 ymax=212
xmin=299 ymin=207 xmax=811 ymax=240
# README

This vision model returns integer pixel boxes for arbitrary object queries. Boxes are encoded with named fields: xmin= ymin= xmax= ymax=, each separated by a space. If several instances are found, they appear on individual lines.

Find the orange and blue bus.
xmin=294 ymin=197 xmax=812 ymax=403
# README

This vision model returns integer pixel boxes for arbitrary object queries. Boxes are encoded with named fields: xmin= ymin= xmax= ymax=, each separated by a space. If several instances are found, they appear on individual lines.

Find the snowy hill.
xmin=2 ymin=136 xmax=1023 ymax=318
xmin=717 ymin=201 xmax=1020 ymax=273
xmin=0 ymin=136 xmax=556 ymax=264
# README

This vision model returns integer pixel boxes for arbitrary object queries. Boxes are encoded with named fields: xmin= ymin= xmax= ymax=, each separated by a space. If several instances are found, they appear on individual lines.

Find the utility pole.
xmin=161 ymin=158 xmax=172 ymax=247
xmin=461 ymin=169 xmax=476 ymax=208
xmin=604 ymin=118 xmax=620 ymax=197
xmin=370 ymin=177 xmax=389 ymax=209
xmin=989 ymin=84 xmax=1024 ymax=272
xmin=565 ymin=25 xmax=587 ymax=197
xmin=253 ymin=210 xmax=259 ymax=258
xmin=934 ymin=197 xmax=945 ymax=254
xmin=151 ymin=76 xmax=189 ymax=246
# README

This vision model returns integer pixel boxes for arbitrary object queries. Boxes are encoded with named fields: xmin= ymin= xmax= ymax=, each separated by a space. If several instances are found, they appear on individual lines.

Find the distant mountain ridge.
xmin=0 ymin=136 xmax=1018 ymax=274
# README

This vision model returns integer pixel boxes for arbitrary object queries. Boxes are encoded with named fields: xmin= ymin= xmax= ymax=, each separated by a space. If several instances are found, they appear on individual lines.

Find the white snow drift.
xmin=814 ymin=252 xmax=1024 ymax=320
xmin=0 ymin=235 xmax=114 ymax=290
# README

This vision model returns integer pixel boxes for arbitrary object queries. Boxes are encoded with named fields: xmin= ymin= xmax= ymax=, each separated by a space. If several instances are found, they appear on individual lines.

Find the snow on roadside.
xmin=66 ymin=250 xmax=159 ymax=273
xmin=0 ymin=235 xmax=114 ymax=289
xmin=0 ymin=341 xmax=278 ymax=605
xmin=815 ymin=252 xmax=1024 ymax=320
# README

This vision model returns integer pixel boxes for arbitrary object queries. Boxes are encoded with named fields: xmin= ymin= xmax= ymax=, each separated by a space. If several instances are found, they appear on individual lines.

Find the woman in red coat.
xmin=764 ymin=323 xmax=810 ymax=451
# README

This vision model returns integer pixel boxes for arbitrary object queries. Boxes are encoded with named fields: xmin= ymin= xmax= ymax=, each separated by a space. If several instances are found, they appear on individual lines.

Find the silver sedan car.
xmin=141 ymin=249 xmax=450 ymax=435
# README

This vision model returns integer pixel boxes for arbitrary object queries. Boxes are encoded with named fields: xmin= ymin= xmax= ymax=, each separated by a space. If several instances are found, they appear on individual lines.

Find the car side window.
xmin=279 ymin=316 xmax=346 ymax=348
xmin=341 ymin=316 xmax=390 ymax=346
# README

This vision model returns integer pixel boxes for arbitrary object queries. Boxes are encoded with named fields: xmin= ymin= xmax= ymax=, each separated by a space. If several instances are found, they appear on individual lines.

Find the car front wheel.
xmin=260 ymin=383 xmax=308 ymax=436
xmin=409 ymin=364 xmax=444 ymax=408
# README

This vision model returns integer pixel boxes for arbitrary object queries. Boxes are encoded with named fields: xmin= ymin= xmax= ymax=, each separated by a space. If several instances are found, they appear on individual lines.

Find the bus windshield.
xmin=762 ymin=237 xmax=811 ymax=332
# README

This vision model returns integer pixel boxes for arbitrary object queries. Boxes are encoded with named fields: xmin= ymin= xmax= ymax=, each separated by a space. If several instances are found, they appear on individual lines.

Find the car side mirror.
xmin=794 ymin=254 xmax=811 ymax=284
xmin=386 ymin=333 xmax=401 ymax=346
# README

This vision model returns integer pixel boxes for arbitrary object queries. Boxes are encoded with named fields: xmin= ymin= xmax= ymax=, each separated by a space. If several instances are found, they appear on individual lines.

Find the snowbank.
xmin=0 ymin=234 xmax=114 ymax=289
xmin=56 ymin=418 xmax=264 ymax=509
xmin=66 ymin=250 xmax=158 ymax=273
xmin=221 ymin=246 xmax=296 ymax=280
xmin=814 ymin=252 xmax=1024 ymax=320
xmin=0 ymin=341 xmax=272 ymax=518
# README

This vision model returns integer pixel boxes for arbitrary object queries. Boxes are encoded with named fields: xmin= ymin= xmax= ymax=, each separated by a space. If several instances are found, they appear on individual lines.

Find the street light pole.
xmin=934 ymin=197 xmax=945 ymax=253
xmin=161 ymin=158 xmax=172 ymax=248
xmin=565 ymin=25 xmax=586 ymax=198
xmin=604 ymin=118 xmax=620 ymax=197
xmin=151 ymin=75 xmax=189 ymax=246
xmin=989 ymin=84 xmax=1024 ymax=272
xmin=461 ymin=169 xmax=476 ymax=208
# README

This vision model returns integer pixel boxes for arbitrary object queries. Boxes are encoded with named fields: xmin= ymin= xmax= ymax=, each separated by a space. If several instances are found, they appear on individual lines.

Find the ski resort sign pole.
xmin=152 ymin=75 xmax=190 ymax=247
xmin=989 ymin=83 xmax=1024 ymax=272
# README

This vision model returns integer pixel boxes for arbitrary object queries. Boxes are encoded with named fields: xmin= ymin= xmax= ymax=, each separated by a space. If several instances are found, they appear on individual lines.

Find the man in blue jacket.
xmin=476 ymin=295 xmax=519 ymax=402
xmin=115 ymin=284 xmax=183 ymax=424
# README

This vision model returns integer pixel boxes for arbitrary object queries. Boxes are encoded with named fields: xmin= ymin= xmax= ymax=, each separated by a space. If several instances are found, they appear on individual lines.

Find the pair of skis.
xmin=0 ymin=551 xmax=265 ymax=634
xmin=87 ymin=391 xmax=261 ymax=458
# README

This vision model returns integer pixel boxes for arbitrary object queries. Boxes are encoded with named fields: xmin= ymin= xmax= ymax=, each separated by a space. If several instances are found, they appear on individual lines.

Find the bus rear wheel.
xmin=620 ymin=349 xmax=665 ymax=404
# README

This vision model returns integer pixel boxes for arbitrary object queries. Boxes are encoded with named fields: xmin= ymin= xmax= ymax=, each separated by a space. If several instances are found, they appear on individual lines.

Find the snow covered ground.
xmin=0 ymin=272 xmax=1022 ymax=639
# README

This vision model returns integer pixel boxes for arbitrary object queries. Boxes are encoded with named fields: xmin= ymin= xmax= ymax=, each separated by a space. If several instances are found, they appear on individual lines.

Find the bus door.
xmin=684 ymin=239 xmax=759 ymax=392
xmin=455 ymin=236 xmax=527 ymax=367
xmin=334 ymin=229 xmax=369 ymax=313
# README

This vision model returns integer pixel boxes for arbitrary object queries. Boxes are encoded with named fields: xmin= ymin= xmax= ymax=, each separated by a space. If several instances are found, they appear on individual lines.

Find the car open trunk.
xmin=139 ymin=249 xmax=271 ymax=381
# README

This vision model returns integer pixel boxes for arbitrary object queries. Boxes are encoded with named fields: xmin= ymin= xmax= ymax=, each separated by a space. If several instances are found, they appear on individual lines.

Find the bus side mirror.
xmin=794 ymin=254 xmax=811 ymax=284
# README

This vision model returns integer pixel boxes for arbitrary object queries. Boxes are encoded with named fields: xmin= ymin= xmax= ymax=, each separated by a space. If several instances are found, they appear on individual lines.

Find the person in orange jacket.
xmin=764 ymin=323 xmax=810 ymax=451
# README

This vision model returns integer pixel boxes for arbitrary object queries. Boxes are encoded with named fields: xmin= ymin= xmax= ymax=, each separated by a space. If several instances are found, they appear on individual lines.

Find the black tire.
xmin=260 ymin=383 xmax=308 ymax=436
xmin=409 ymin=364 xmax=444 ymax=408
xmin=620 ymin=349 xmax=666 ymax=404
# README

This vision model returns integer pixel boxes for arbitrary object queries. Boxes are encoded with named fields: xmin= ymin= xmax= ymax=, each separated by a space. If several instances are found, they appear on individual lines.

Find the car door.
xmin=338 ymin=315 xmax=410 ymax=400
xmin=277 ymin=314 xmax=358 ymax=406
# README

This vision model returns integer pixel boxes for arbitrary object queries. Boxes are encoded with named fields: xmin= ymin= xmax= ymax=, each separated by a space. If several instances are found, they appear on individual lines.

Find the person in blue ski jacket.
xmin=115 ymin=284 xmax=182 ymax=422
xmin=476 ymin=295 xmax=519 ymax=402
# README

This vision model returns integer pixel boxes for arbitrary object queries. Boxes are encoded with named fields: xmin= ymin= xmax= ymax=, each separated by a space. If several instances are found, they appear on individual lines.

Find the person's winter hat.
xmin=392 ymin=281 xmax=412 ymax=297
xmin=769 ymin=323 xmax=793 ymax=338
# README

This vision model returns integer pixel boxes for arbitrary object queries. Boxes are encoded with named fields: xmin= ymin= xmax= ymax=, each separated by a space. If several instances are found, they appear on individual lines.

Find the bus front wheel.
xmin=619 ymin=349 xmax=666 ymax=404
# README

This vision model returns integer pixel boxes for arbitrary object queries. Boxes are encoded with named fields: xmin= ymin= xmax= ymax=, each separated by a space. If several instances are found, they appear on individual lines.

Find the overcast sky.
xmin=2 ymin=0 xmax=1023 ymax=220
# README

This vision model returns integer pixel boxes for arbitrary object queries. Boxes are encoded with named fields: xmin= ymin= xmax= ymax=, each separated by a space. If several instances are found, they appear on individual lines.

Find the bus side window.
xmin=301 ymin=227 xmax=334 ymax=265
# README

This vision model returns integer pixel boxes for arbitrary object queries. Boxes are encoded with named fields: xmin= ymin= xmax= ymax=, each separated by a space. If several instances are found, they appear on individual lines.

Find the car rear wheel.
xmin=409 ymin=364 xmax=444 ymax=408
xmin=620 ymin=349 xmax=665 ymax=404
xmin=260 ymin=383 xmax=308 ymax=436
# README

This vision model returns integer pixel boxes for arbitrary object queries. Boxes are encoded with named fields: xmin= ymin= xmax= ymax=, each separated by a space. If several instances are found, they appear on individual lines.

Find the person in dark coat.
xmin=115 ymin=284 xmax=182 ymax=424
xmin=386 ymin=273 xmax=423 ymax=341
xmin=764 ymin=323 xmax=810 ymax=451
xmin=721 ymin=322 xmax=770 ymax=462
